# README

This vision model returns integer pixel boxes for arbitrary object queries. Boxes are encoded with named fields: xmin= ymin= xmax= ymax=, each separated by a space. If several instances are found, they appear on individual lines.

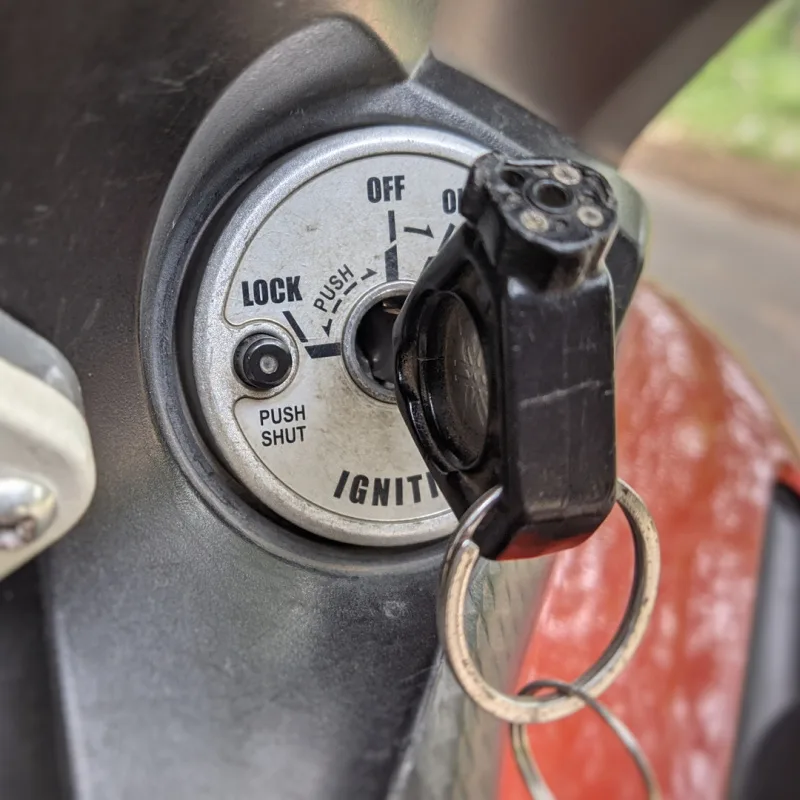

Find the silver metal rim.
xmin=439 ymin=479 xmax=661 ymax=724
xmin=511 ymin=678 xmax=662 ymax=800
xmin=193 ymin=126 xmax=485 ymax=546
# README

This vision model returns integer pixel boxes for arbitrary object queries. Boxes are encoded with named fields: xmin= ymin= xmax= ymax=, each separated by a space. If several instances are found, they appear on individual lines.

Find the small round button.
xmin=234 ymin=334 xmax=293 ymax=390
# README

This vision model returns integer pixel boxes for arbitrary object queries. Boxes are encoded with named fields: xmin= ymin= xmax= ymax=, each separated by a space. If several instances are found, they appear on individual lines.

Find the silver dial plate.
xmin=193 ymin=127 xmax=486 ymax=546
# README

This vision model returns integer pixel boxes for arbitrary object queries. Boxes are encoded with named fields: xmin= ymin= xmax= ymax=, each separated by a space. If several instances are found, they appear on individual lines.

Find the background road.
xmin=624 ymin=172 xmax=800 ymax=433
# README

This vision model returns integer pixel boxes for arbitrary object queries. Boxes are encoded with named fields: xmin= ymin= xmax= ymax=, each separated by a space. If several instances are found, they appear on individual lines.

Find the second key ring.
xmin=438 ymin=479 xmax=661 ymax=725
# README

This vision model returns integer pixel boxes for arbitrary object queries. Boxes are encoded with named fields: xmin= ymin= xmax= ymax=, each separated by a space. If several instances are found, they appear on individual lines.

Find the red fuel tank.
xmin=499 ymin=282 xmax=798 ymax=800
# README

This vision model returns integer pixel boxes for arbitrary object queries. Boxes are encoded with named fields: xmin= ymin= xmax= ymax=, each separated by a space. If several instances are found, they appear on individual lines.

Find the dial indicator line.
xmin=388 ymin=210 xmax=397 ymax=242
xmin=282 ymin=310 xmax=308 ymax=342
xmin=385 ymin=244 xmax=399 ymax=282
xmin=439 ymin=222 xmax=456 ymax=249
xmin=306 ymin=343 xmax=342 ymax=359
xmin=404 ymin=225 xmax=434 ymax=238
xmin=343 ymin=282 xmax=358 ymax=296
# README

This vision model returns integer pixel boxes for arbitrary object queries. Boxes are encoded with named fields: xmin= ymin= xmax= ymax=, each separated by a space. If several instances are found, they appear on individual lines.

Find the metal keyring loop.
xmin=438 ymin=478 xmax=660 ymax=724
xmin=511 ymin=678 xmax=662 ymax=800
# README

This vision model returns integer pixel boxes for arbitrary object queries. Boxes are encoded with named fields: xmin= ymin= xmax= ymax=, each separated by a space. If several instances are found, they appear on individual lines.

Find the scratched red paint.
xmin=498 ymin=283 xmax=797 ymax=800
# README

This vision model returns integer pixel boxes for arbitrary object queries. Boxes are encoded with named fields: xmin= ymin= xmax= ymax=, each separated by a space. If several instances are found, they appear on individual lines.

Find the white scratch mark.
xmin=518 ymin=379 xmax=604 ymax=410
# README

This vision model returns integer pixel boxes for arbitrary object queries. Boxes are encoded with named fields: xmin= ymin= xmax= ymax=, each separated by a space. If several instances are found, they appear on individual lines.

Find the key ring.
xmin=511 ymin=678 xmax=662 ymax=800
xmin=438 ymin=478 xmax=660 ymax=725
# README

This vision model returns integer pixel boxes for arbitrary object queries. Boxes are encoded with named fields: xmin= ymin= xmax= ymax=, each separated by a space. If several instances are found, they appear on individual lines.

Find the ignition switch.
xmin=192 ymin=127 xmax=486 ymax=546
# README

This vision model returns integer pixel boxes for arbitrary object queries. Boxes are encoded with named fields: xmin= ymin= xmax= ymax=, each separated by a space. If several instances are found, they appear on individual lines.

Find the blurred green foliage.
xmin=660 ymin=0 xmax=800 ymax=167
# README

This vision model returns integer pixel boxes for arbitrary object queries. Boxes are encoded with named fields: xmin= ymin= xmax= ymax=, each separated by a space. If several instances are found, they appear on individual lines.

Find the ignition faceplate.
xmin=193 ymin=127 xmax=485 ymax=546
